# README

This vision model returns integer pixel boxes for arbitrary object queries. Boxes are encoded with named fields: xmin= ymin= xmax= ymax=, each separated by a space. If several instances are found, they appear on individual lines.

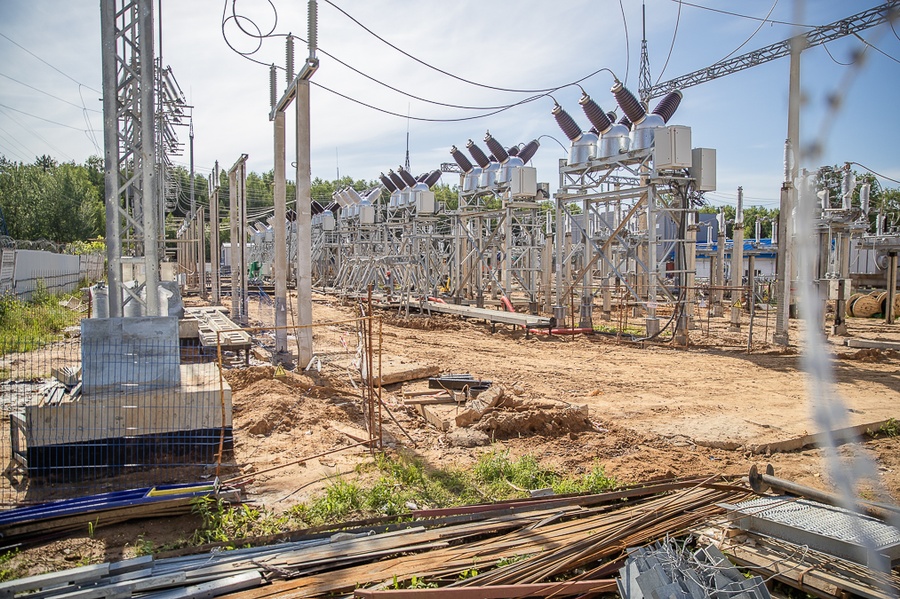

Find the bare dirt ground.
xmin=3 ymin=291 xmax=899 ymax=577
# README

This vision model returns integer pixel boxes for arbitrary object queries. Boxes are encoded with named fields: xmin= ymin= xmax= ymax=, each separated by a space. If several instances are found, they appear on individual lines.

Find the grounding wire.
xmin=654 ymin=0 xmax=682 ymax=85
xmin=669 ymin=0 xmax=814 ymax=28
xmin=322 ymin=0 xmax=619 ymax=95
xmin=619 ymin=0 xmax=630 ymax=86
xmin=852 ymin=32 xmax=900 ymax=64
xmin=849 ymin=161 xmax=900 ymax=186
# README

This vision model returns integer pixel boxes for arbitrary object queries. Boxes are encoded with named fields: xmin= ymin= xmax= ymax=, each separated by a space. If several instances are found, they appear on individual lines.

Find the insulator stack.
xmin=518 ymin=139 xmax=540 ymax=163
xmin=651 ymin=90 xmax=682 ymax=123
xmin=416 ymin=172 xmax=429 ymax=182
xmin=507 ymin=146 xmax=519 ymax=156
xmin=619 ymin=115 xmax=632 ymax=130
xmin=388 ymin=170 xmax=406 ymax=190
xmin=269 ymin=65 xmax=277 ymax=109
xmin=466 ymin=140 xmax=491 ymax=168
xmin=379 ymin=173 xmax=397 ymax=192
xmin=552 ymin=103 xmax=582 ymax=141
xmin=397 ymin=166 xmax=418 ymax=187
xmin=611 ymin=81 xmax=646 ymax=125
xmin=423 ymin=170 xmax=442 ymax=188
xmin=286 ymin=35 xmax=295 ymax=84
xmin=579 ymin=94 xmax=612 ymax=133
xmin=450 ymin=145 xmax=474 ymax=172
xmin=308 ymin=0 xmax=318 ymax=53
xmin=484 ymin=132 xmax=509 ymax=163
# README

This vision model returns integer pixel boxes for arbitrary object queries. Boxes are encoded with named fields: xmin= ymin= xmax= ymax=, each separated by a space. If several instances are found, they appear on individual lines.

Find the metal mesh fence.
xmin=0 ymin=309 xmax=381 ymax=508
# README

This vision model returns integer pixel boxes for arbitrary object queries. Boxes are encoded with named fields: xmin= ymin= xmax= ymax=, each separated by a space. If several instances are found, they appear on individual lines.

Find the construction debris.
xmin=618 ymin=541 xmax=770 ymax=599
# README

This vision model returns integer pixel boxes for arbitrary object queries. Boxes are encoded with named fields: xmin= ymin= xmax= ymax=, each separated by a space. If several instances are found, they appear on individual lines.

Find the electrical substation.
xmin=1 ymin=1 xmax=899 ymax=593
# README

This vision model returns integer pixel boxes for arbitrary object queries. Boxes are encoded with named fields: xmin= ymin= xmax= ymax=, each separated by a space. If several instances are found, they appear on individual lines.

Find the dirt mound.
xmin=232 ymin=377 xmax=357 ymax=436
xmin=381 ymin=314 xmax=461 ymax=331
xmin=839 ymin=348 xmax=897 ymax=362
xmin=474 ymin=406 xmax=595 ymax=439
xmin=225 ymin=365 xmax=317 ymax=392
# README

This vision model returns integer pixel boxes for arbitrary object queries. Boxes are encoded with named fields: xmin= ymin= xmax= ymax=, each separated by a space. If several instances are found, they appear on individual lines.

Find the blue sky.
xmin=0 ymin=1 xmax=898 ymax=210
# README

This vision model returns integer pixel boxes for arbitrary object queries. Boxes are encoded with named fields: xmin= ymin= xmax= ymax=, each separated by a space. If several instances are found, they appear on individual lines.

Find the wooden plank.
xmin=354 ymin=580 xmax=617 ymax=598
xmin=375 ymin=365 xmax=441 ymax=387
xmin=418 ymin=405 xmax=452 ymax=432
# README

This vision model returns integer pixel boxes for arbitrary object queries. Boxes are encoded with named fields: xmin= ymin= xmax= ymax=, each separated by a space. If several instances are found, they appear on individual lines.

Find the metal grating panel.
xmin=725 ymin=496 xmax=900 ymax=567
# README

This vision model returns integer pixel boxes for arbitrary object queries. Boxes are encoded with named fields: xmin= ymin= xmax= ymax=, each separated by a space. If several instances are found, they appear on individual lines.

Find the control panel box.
xmin=690 ymin=147 xmax=717 ymax=191
xmin=653 ymin=125 xmax=692 ymax=169
xmin=510 ymin=167 xmax=537 ymax=198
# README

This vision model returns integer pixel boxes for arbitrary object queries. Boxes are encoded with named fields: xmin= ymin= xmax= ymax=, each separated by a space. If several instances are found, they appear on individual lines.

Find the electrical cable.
xmin=309 ymin=80 xmax=551 ymax=123
xmin=222 ymin=0 xmax=622 ymax=119
xmin=0 ymin=107 xmax=75 ymax=161
xmin=538 ymin=134 xmax=570 ymax=155
xmin=852 ymin=32 xmax=900 ymax=64
xmin=654 ymin=0 xmax=682 ymax=85
xmin=710 ymin=0 xmax=779 ymax=66
xmin=0 ymin=32 xmax=102 ymax=94
xmin=619 ymin=0 xmax=630 ymax=86
xmin=822 ymin=40 xmax=862 ymax=66
xmin=669 ymin=0 xmax=814 ymax=28
xmin=0 ymin=72 xmax=102 ymax=113
xmin=849 ymin=161 xmax=900 ymax=185
xmin=0 ymin=103 xmax=101 ymax=133
xmin=322 ymin=0 xmax=618 ymax=95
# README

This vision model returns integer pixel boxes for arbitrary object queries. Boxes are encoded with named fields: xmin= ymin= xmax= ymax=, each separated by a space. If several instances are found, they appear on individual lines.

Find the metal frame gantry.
xmin=451 ymin=188 xmax=546 ymax=313
xmin=553 ymin=146 xmax=698 ymax=341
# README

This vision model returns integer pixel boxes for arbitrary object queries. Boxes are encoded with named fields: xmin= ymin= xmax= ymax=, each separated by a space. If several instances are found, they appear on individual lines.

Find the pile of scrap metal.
xmin=711 ymin=464 xmax=900 ymax=599
xmin=0 ymin=481 xmax=223 ymax=547
xmin=0 ymin=469 xmax=897 ymax=599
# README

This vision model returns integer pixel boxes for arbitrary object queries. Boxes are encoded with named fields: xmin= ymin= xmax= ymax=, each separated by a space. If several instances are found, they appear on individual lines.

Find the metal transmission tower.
xmin=100 ymin=0 xmax=188 ymax=318
xmin=638 ymin=2 xmax=652 ymax=105
xmin=642 ymin=1 xmax=899 ymax=100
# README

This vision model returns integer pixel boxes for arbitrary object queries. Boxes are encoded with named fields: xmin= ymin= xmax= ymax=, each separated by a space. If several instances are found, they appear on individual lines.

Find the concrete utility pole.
xmin=228 ymin=154 xmax=249 ymax=325
xmin=729 ymin=187 xmax=744 ymax=332
xmin=210 ymin=162 xmax=221 ymax=305
xmin=713 ymin=209 xmax=726 ymax=317
xmin=774 ymin=36 xmax=803 ymax=346
xmin=270 ymin=0 xmax=318 ymax=368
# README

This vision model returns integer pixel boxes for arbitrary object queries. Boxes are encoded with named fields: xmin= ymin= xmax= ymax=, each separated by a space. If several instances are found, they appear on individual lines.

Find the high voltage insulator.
xmin=611 ymin=81 xmax=646 ymax=126
xmin=286 ymin=35 xmax=295 ymax=84
xmin=484 ymin=132 xmax=509 ymax=163
xmin=269 ymin=64 xmax=277 ymax=109
xmin=551 ymin=103 xmax=583 ymax=141
xmin=579 ymin=93 xmax=612 ymax=134
xmin=449 ymin=146 xmax=474 ymax=173
xmin=422 ymin=169 xmax=442 ymax=188
xmin=397 ymin=166 xmax=417 ymax=187
xmin=379 ymin=172 xmax=398 ymax=192
xmin=518 ymin=139 xmax=540 ymax=164
xmin=308 ymin=0 xmax=318 ymax=54
xmin=387 ymin=170 xmax=407 ymax=190
xmin=466 ymin=140 xmax=490 ymax=168
xmin=651 ymin=90 xmax=682 ymax=123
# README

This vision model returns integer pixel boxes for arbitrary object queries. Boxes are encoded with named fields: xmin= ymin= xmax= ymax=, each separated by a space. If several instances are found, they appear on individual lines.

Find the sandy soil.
xmin=2 ymin=291 xmax=898 ymax=576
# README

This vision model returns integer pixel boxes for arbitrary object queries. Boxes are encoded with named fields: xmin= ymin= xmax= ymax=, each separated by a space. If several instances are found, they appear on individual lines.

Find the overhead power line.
xmin=0 ymin=103 xmax=101 ymax=133
xmin=0 ymin=31 xmax=101 ymax=95
xmin=646 ymin=1 xmax=900 ymax=99
xmin=0 ymin=72 xmax=102 ymax=113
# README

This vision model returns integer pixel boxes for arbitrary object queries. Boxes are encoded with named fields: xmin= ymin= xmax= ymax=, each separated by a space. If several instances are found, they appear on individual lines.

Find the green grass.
xmin=190 ymin=450 xmax=618 ymax=546
xmin=0 ymin=550 xmax=21 ymax=582
xmin=0 ymin=283 xmax=82 ymax=353
xmin=868 ymin=418 xmax=900 ymax=439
